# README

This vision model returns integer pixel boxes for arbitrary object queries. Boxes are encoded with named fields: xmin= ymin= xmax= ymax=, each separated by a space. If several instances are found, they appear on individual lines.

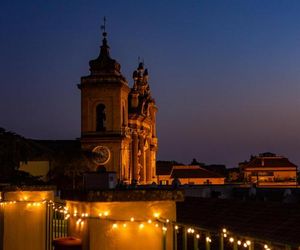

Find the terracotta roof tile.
xmin=244 ymin=157 xmax=297 ymax=169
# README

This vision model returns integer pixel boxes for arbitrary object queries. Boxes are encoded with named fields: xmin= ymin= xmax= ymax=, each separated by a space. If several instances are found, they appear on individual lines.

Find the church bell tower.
xmin=78 ymin=28 xmax=131 ymax=180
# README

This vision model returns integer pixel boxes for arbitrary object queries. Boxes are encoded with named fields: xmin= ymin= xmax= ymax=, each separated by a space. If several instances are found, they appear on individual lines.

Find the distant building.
xmin=19 ymin=160 xmax=50 ymax=182
xmin=240 ymin=152 xmax=297 ymax=186
xmin=156 ymin=164 xmax=225 ymax=185
xmin=226 ymin=167 xmax=241 ymax=182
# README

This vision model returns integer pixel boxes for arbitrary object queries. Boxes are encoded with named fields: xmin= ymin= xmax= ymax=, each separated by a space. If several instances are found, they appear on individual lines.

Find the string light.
xmin=153 ymin=212 xmax=160 ymax=218
xmin=0 ymin=199 xmax=278 ymax=249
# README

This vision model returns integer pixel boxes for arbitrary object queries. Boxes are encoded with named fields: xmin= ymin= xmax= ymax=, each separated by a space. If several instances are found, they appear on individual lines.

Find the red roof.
xmin=243 ymin=157 xmax=297 ymax=169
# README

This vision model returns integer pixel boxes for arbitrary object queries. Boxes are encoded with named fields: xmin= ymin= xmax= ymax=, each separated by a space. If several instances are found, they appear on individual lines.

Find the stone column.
xmin=151 ymin=110 xmax=157 ymax=138
xmin=139 ymin=135 xmax=145 ymax=183
xmin=146 ymin=138 xmax=152 ymax=183
xmin=132 ymin=132 xmax=139 ymax=182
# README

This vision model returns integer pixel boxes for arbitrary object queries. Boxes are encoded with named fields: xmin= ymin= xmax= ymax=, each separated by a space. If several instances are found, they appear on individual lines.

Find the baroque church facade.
xmin=78 ymin=31 xmax=158 ymax=184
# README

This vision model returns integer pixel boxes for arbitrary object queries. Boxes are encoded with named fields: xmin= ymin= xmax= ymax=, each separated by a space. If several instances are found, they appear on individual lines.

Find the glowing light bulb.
xmin=148 ymin=219 xmax=152 ymax=224
xmin=237 ymin=240 xmax=241 ymax=245
xmin=99 ymin=213 xmax=103 ymax=217
xmin=196 ymin=234 xmax=200 ymax=239
xmin=155 ymin=223 xmax=159 ymax=227
xmin=153 ymin=212 xmax=160 ymax=218
xmin=243 ymin=243 xmax=248 ymax=248
xmin=229 ymin=237 xmax=234 ymax=243
xmin=123 ymin=223 xmax=127 ymax=228
xmin=130 ymin=217 xmax=134 ymax=222
xmin=162 ymin=226 xmax=167 ymax=232
xmin=112 ymin=223 xmax=118 ymax=229
xmin=139 ymin=223 xmax=144 ymax=229
xmin=104 ymin=211 xmax=109 ymax=217
xmin=246 ymin=240 xmax=251 ymax=246
xmin=222 ymin=228 xmax=227 ymax=233
xmin=174 ymin=225 xmax=178 ymax=230
xmin=166 ymin=219 xmax=169 ymax=223
xmin=264 ymin=245 xmax=268 ymax=249
xmin=223 ymin=233 xmax=227 ymax=238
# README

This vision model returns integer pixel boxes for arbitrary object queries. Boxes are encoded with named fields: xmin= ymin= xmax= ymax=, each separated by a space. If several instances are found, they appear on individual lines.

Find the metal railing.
xmin=45 ymin=202 xmax=68 ymax=250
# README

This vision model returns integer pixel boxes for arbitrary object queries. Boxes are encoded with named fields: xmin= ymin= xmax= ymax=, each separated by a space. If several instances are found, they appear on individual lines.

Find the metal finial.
xmin=101 ymin=16 xmax=107 ymax=37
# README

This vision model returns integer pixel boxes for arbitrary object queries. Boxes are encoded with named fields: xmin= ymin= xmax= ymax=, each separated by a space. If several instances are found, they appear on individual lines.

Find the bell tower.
xmin=78 ymin=27 xmax=131 ymax=180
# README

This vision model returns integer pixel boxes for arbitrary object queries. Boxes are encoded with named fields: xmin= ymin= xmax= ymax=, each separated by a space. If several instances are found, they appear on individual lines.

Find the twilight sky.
xmin=1 ymin=1 xmax=300 ymax=167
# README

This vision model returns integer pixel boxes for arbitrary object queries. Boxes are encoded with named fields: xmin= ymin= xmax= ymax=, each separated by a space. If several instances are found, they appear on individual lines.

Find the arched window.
xmin=96 ymin=104 xmax=106 ymax=131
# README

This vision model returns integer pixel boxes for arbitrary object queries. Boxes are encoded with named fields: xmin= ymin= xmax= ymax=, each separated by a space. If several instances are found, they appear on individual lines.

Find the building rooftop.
xmin=243 ymin=156 xmax=297 ymax=169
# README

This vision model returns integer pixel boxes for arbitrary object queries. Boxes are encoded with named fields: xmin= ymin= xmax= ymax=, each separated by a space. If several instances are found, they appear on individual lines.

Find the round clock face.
xmin=92 ymin=146 xmax=111 ymax=165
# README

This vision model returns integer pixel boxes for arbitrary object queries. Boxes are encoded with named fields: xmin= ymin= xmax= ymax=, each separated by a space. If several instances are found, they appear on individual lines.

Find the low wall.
xmin=64 ymin=189 xmax=183 ymax=250
xmin=0 ymin=187 xmax=54 ymax=250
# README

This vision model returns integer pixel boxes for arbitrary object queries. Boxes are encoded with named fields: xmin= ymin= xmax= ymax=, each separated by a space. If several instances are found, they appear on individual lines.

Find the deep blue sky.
xmin=1 ymin=1 xmax=300 ymax=167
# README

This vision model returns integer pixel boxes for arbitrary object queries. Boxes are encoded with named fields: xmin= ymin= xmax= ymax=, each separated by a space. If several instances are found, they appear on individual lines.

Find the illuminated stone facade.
xmin=78 ymin=31 xmax=158 ymax=184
